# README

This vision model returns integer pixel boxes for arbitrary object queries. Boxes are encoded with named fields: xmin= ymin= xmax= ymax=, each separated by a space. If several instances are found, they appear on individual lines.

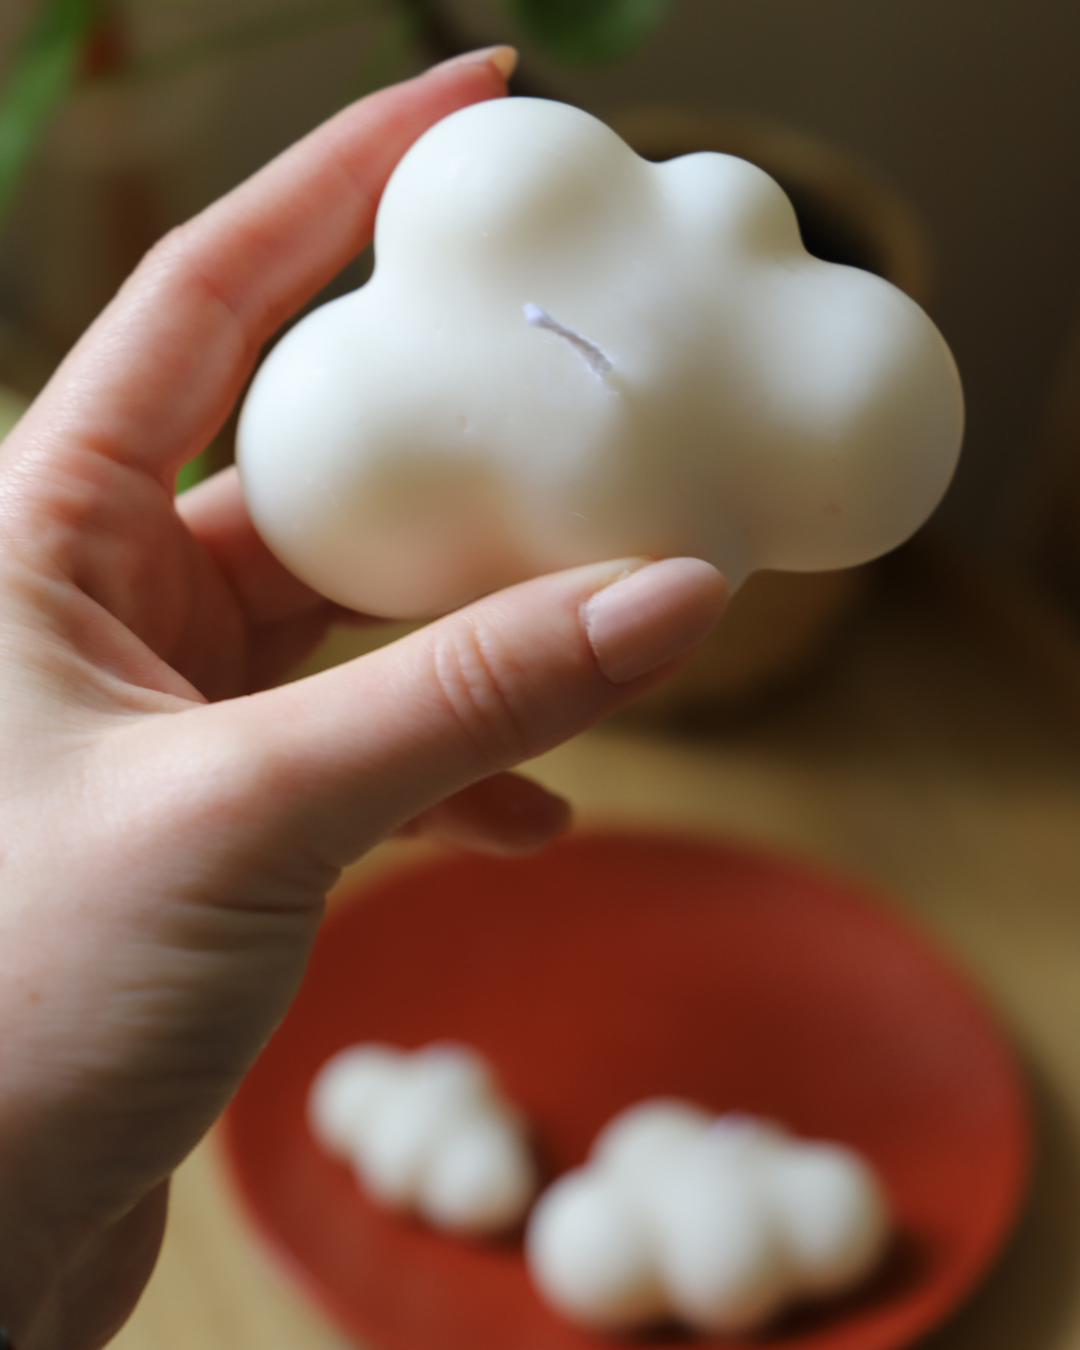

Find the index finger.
xmin=16 ymin=47 xmax=516 ymax=484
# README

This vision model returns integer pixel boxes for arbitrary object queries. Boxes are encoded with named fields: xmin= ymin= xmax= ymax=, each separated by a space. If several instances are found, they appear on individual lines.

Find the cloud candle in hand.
xmin=238 ymin=97 xmax=963 ymax=618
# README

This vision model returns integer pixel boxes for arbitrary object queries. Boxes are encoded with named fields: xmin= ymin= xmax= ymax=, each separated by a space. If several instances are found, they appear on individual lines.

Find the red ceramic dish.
xmin=222 ymin=830 xmax=1030 ymax=1350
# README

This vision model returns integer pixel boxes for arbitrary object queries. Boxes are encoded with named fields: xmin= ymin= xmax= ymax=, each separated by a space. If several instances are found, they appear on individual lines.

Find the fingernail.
xmin=435 ymin=45 xmax=519 ymax=81
xmin=582 ymin=558 xmax=728 ymax=684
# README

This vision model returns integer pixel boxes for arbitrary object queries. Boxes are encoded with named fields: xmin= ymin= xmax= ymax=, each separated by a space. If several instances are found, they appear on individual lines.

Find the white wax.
xmin=768 ymin=1143 xmax=891 ymax=1295
xmin=525 ymin=1099 xmax=891 ymax=1334
xmin=238 ymin=97 xmax=963 ymax=619
xmin=307 ymin=1043 xmax=402 ymax=1155
xmin=307 ymin=1041 xmax=536 ymax=1236
xmin=593 ymin=1097 xmax=714 ymax=1179
xmin=648 ymin=1158 xmax=790 ymax=1334
xmin=420 ymin=1111 xmax=536 ymax=1234
xmin=526 ymin=1170 xmax=667 ymax=1330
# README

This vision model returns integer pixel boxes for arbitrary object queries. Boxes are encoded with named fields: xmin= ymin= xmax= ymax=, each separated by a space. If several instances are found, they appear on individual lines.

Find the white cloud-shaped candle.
xmin=308 ymin=1042 xmax=537 ymax=1235
xmin=526 ymin=1100 xmax=890 ymax=1335
xmin=238 ymin=97 xmax=963 ymax=619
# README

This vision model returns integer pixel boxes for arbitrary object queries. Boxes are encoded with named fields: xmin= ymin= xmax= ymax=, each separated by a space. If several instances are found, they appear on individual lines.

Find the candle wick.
xmin=523 ymin=303 xmax=613 ymax=379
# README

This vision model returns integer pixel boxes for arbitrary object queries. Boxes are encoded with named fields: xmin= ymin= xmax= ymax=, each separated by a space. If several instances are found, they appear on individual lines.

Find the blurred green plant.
xmin=509 ymin=0 xmax=669 ymax=62
xmin=0 ymin=0 xmax=96 ymax=223
xmin=1 ymin=0 xmax=673 ymax=221
xmin=0 ymin=0 xmax=671 ymax=488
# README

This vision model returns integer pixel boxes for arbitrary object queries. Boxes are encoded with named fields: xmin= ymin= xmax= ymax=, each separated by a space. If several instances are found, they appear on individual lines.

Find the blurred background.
xmin=4 ymin=6 xmax=1080 ymax=1348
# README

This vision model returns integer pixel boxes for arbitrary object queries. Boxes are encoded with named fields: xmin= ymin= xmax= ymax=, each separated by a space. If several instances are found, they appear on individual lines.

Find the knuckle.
xmin=131 ymin=223 xmax=195 ymax=291
xmin=131 ymin=222 xmax=239 ymax=324
xmin=431 ymin=616 xmax=531 ymax=770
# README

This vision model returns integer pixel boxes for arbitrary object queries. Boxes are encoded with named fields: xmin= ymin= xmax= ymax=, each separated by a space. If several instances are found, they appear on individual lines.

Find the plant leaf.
xmin=506 ymin=0 xmax=670 ymax=63
xmin=0 ymin=0 xmax=98 ymax=225
xmin=175 ymin=444 xmax=213 ymax=494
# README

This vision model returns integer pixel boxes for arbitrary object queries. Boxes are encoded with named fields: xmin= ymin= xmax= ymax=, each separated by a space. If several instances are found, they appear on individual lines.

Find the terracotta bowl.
xmin=223 ymin=830 xmax=1029 ymax=1350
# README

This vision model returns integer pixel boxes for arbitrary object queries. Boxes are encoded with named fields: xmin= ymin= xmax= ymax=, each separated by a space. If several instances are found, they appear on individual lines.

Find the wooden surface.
xmin=108 ymin=548 xmax=1080 ymax=1350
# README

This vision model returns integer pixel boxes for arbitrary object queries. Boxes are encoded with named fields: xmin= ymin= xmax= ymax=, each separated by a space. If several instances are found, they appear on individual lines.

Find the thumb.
xmin=178 ymin=556 xmax=727 ymax=899
xmin=0 ymin=557 xmax=725 ymax=1285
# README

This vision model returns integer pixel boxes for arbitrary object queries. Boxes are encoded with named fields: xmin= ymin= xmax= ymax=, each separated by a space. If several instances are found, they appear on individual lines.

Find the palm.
xmin=74 ymin=451 xmax=336 ymax=702
xmin=3 ymin=371 xmax=353 ymax=720
xmin=116 ymin=479 xmax=254 ymax=701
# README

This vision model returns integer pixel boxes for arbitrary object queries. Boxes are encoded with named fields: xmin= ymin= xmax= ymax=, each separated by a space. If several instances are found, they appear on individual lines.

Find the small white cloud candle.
xmin=308 ymin=1041 xmax=536 ymax=1236
xmin=526 ymin=1100 xmax=891 ymax=1335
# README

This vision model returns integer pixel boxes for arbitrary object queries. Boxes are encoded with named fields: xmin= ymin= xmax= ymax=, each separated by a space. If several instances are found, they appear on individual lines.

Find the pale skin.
xmin=0 ymin=48 xmax=727 ymax=1348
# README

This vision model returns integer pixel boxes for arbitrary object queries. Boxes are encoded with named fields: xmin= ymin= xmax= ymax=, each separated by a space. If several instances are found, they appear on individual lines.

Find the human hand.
xmin=0 ymin=49 xmax=726 ymax=1348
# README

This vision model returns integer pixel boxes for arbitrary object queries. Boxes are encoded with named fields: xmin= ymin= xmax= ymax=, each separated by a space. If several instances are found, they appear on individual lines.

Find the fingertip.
xmin=493 ymin=776 xmax=573 ymax=854
xmin=405 ymin=774 xmax=573 ymax=857
xmin=582 ymin=558 xmax=729 ymax=684
xmin=429 ymin=45 xmax=519 ymax=85
xmin=486 ymin=46 xmax=519 ymax=81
